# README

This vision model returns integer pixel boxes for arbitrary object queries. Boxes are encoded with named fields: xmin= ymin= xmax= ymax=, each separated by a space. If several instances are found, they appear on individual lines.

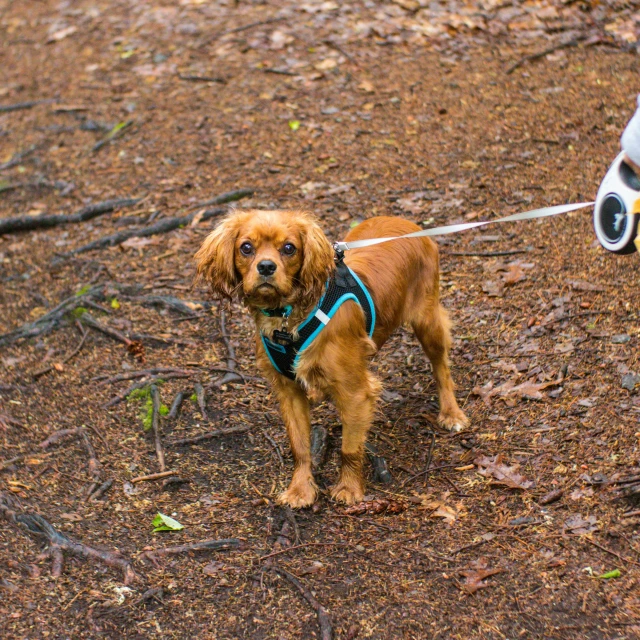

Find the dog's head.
xmin=195 ymin=209 xmax=334 ymax=310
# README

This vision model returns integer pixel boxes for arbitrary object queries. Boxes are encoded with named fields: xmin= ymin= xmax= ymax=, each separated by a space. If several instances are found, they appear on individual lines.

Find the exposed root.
xmin=140 ymin=538 xmax=242 ymax=566
xmin=0 ymin=492 xmax=136 ymax=584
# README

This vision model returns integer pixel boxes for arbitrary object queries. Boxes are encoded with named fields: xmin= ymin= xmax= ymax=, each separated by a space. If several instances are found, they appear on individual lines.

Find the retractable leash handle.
xmin=593 ymin=152 xmax=640 ymax=255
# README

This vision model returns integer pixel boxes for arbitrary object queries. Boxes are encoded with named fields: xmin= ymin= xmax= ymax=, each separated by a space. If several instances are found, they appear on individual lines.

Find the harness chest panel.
xmin=260 ymin=262 xmax=375 ymax=380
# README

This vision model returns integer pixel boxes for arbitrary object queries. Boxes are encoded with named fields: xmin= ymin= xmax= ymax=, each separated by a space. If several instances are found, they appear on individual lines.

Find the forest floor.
xmin=1 ymin=1 xmax=640 ymax=638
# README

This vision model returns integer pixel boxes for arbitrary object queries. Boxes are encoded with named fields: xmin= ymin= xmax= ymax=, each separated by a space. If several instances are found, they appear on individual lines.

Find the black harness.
xmin=260 ymin=260 xmax=376 ymax=380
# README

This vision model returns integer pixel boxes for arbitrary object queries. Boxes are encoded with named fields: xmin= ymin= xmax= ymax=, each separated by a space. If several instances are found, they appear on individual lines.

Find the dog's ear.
xmin=298 ymin=215 xmax=334 ymax=307
xmin=195 ymin=214 xmax=242 ymax=299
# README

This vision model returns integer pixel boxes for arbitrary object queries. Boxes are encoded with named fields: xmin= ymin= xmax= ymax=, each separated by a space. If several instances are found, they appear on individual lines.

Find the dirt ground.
xmin=1 ymin=1 xmax=640 ymax=638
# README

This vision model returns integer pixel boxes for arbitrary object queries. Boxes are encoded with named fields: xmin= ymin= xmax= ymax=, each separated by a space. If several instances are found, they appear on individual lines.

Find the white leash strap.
xmin=333 ymin=202 xmax=595 ymax=252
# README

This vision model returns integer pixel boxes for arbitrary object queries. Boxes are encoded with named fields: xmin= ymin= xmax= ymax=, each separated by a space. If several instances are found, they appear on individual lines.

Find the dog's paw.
xmin=277 ymin=480 xmax=318 ymax=509
xmin=330 ymin=481 xmax=365 ymax=506
xmin=438 ymin=409 xmax=470 ymax=433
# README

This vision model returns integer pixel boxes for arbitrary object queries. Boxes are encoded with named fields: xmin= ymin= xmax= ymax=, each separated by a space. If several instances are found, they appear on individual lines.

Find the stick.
xmin=92 ymin=120 xmax=133 ymax=152
xmin=88 ymin=478 xmax=113 ymax=501
xmin=269 ymin=567 xmax=332 ymax=640
xmin=140 ymin=538 xmax=241 ymax=565
xmin=0 ymin=285 xmax=102 ymax=347
xmin=0 ymin=198 xmax=140 ymax=235
xmin=32 ymin=322 xmax=88 ymax=378
xmin=39 ymin=428 xmax=85 ymax=449
xmin=187 ymin=188 xmax=255 ymax=211
xmin=131 ymin=470 xmax=177 ymax=483
xmin=95 ymin=367 xmax=195 ymax=386
xmin=0 ymin=99 xmax=56 ymax=113
xmin=213 ymin=309 xmax=243 ymax=386
xmin=168 ymin=391 xmax=186 ymax=420
xmin=194 ymin=382 xmax=208 ymax=420
xmin=0 ymin=492 xmax=135 ymax=584
xmin=178 ymin=74 xmax=226 ymax=84
xmin=260 ymin=428 xmax=284 ymax=467
xmin=64 ymin=207 xmax=226 ymax=256
xmin=167 ymin=426 xmax=250 ymax=446
xmin=150 ymin=385 xmax=165 ymax=472
xmin=199 ymin=17 xmax=284 ymax=47
xmin=311 ymin=425 xmax=328 ymax=469
xmin=584 ymin=538 xmax=640 ymax=568
xmin=0 ymin=144 xmax=39 ymax=171
xmin=506 ymin=34 xmax=589 ymax=75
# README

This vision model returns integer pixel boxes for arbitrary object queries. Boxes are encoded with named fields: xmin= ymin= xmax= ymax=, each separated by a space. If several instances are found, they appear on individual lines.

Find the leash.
xmin=332 ymin=201 xmax=595 ymax=253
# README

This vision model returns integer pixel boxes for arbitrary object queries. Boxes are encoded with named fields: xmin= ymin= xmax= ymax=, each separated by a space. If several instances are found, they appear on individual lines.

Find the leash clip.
xmin=333 ymin=242 xmax=346 ymax=264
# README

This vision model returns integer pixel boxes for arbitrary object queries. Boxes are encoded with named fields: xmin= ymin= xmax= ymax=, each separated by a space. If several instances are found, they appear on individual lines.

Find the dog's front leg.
xmin=273 ymin=376 xmax=318 ymax=508
xmin=330 ymin=368 xmax=381 ymax=505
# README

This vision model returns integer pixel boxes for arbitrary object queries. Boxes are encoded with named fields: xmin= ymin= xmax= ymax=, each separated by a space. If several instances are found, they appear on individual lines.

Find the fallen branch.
xmin=0 ymin=198 xmax=140 ymax=235
xmin=79 ymin=313 xmax=145 ymax=361
xmin=64 ymin=207 xmax=226 ymax=256
xmin=0 ymin=285 xmax=102 ymax=347
xmin=213 ymin=309 xmax=243 ymax=386
xmin=178 ymin=74 xmax=226 ymax=83
xmin=131 ymin=470 xmax=177 ymax=484
xmin=167 ymin=425 xmax=250 ymax=446
xmin=168 ymin=391 xmax=186 ymax=420
xmin=506 ymin=34 xmax=590 ymax=75
xmin=0 ymin=492 xmax=136 ymax=584
xmin=140 ymin=538 xmax=242 ymax=565
xmin=0 ymin=99 xmax=56 ymax=113
xmin=95 ymin=367 xmax=195 ymax=386
xmin=269 ymin=566 xmax=332 ymax=640
xmin=39 ymin=428 xmax=85 ymax=449
xmin=88 ymin=478 xmax=113 ymax=501
xmin=194 ymin=382 xmax=209 ymax=420
xmin=31 ymin=321 xmax=88 ymax=378
xmin=150 ymin=385 xmax=166 ymax=473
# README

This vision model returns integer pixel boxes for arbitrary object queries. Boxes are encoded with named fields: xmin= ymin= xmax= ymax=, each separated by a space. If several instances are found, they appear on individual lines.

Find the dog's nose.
xmin=257 ymin=260 xmax=277 ymax=276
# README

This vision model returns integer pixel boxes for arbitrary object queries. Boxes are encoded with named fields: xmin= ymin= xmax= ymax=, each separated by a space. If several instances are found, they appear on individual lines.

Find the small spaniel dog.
xmin=195 ymin=209 xmax=468 ymax=507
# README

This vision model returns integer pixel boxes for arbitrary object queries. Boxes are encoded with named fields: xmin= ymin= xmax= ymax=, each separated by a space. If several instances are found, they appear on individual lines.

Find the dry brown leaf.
xmin=474 ymin=455 xmax=534 ymax=490
xmin=459 ymin=558 xmax=503 ymax=594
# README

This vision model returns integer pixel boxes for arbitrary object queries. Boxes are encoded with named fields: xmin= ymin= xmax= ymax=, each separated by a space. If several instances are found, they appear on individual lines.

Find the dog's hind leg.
xmin=273 ymin=376 xmax=318 ymax=508
xmin=411 ymin=304 xmax=469 ymax=433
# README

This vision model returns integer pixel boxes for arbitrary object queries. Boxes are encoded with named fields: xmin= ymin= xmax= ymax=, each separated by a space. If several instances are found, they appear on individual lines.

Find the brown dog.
xmin=195 ymin=210 xmax=468 ymax=507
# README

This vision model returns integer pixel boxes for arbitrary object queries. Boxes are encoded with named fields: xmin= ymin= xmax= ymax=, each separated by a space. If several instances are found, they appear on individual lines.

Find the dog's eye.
xmin=281 ymin=243 xmax=296 ymax=256
xmin=239 ymin=242 xmax=253 ymax=256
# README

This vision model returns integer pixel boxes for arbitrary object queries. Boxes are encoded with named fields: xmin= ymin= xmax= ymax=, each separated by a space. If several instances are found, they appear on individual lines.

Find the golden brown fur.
xmin=196 ymin=210 xmax=468 ymax=507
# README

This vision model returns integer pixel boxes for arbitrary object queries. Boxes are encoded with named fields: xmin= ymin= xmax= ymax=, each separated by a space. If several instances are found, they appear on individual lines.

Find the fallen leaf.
xmin=474 ymin=455 xmax=534 ymax=490
xmin=315 ymin=58 xmax=338 ymax=71
xmin=459 ymin=557 xmax=503 ymax=594
xmin=564 ymin=514 xmax=598 ymax=535
xmin=152 ymin=512 xmax=184 ymax=532
xmin=47 ymin=25 xmax=77 ymax=43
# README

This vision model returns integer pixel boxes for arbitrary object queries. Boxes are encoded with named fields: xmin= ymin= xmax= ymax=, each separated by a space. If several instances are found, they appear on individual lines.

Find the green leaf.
xmin=72 ymin=307 xmax=87 ymax=318
xmin=152 ymin=512 xmax=184 ymax=532
xmin=110 ymin=298 xmax=121 ymax=310
xmin=288 ymin=120 xmax=301 ymax=131
xmin=190 ymin=393 xmax=198 ymax=402
xmin=159 ymin=404 xmax=169 ymax=416
xmin=76 ymin=285 xmax=91 ymax=296
xmin=597 ymin=569 xmax=621 ymax=579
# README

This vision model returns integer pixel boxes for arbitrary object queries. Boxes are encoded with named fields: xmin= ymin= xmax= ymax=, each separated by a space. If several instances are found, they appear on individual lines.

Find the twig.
xmin=401 ymin=461 xmax=458 ymax=488
xmin=506 ymin=34 xmax=589 ymax=75
xmin=0 ymin=198 xmax=140 ymax=235
xmin=88 ymin=479 xmax=113 ymax=501
xmin=194 ymin=382 xmax=209 ymax=420
xmin=187 ymin=188 xmax=255 ymax=211
xmin=0 ymin=455 xmax=25 ymax=472
xmin=584 ymin=538 xmax=640 ymax=567
xmin=95 ymin=367 xmax=195 ymax=386
xmin=260 ymin=428 xmax=284 ymax=467
xmin=0 ymin=144 xmax=39 ymax=171
xmin=178 ymin=74 xmax=226 ymax=84
xmin=150 ymin=385 xmax=165 ymax=472
xmin=80 ymin=429 xmax=102 ymax=493
xmin=0 ymin=492 xmax=135 ymax=584
xmin=269 ymin=566 xmax=332 ymax=640
xmin=311 ymin=425 xmax=328 ymax=470
xmin=64 ymin=207 xmax=226 ymax=256
xmin=131 ymin=470 xmax=177 ymax=483
xmin=0 ymin=99 xmax=56 ymax=113
xmin=168 ymin=391 xmax=186 ymax=420
xmin=167 ymin=426 xmax=250 ymax=446
xmin=32 ymin=321 xmax=88 ymax=378
xmin=39 ymin=428 xmax=85 ymax=449
xmin=213 ymin=309 xmax=243 ymax=386
xmin=92 ymin=120 xmax=133 ymax=152
xmin=199 ymin=17 xmax=284 ymax=47
xmin=140 ymin=538 xmax=242 ymax=565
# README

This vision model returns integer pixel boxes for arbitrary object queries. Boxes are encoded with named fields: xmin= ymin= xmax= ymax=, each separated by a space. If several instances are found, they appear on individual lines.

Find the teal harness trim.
xmin=260 ymin=264 xmax=375 ymax=380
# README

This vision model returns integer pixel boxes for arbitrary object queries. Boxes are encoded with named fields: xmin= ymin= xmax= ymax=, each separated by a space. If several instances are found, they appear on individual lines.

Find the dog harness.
xmin=260 ymin=260 xmax=376 ymax=380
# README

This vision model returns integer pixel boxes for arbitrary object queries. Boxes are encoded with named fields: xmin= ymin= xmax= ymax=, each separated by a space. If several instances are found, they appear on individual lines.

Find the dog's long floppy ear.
xmin=195 ymin=214 xmax=242 ymax=299
xmin=297 ymin=215 xmax=334 ymax=308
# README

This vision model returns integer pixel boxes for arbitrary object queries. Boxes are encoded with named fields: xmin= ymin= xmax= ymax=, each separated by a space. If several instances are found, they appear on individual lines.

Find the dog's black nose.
xmin=257 ymin=260 xmax=277 ymax=276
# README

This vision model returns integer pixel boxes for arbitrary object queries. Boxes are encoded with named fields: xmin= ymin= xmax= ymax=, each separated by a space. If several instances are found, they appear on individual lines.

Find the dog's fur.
xmin=195 ymin=210 xmax=468 ymax=507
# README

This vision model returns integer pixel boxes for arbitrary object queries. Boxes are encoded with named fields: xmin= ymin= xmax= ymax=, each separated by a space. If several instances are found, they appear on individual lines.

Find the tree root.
xmin=0 ymin=492 xmax=136 ymax=584
xmin=268 ymin=566 xmax=332 ymax=640
xmin=167 ymin=426 xmax=250 ymax=446
xmin=140 ymin=538 xmax=242 ymax=566
xmin=0 ymin=198 xmax=140 ymax=235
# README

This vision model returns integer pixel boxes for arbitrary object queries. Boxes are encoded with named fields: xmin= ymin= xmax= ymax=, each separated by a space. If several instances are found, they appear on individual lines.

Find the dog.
xmin=195 ymin=209 xmax=468 ymax=507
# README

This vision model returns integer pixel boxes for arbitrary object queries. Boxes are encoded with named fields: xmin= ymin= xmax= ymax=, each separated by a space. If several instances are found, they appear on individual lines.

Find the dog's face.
xmin=196 ymin=209 xmax=334 ymax=310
